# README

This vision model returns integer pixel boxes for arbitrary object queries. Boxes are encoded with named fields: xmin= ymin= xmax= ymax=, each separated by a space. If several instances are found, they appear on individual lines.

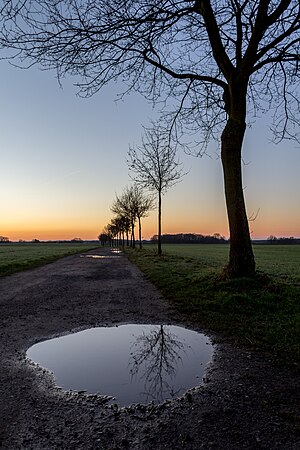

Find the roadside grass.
xmin=125 ymin=244 xmax=300 ymax=366
xmin=0 ymin=243 xmax=100 ymax=277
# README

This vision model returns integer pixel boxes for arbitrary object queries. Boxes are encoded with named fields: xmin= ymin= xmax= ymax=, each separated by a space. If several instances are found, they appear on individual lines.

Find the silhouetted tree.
xmin=71 ymin=237 xmax=82 ymax=242
xmin=104 ymin=223 xmax=118 ymax=247
xmin=100 ymin=226 xmax=112 ymax=246
xmin=267 ymin=235 xmax=278 ymax=242
xmin=132 ymin=185 xmax=155 ymax=249
xmin=128 ymin=126 xmax=185 ymax=255
xmin=98 ymin=232 xmax=109 ymax=246
xmin=111 ymin=187 xmax=137 ymax=248
xmin=2 ymin=1 xmax=299 ymax=277
xmin=111 ymin=185 xmax=154 ymax=249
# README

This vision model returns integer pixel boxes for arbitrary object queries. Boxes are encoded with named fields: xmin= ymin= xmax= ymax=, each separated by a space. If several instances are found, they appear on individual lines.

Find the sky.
xmin=1 ymin=58 xmax=299 ymax=241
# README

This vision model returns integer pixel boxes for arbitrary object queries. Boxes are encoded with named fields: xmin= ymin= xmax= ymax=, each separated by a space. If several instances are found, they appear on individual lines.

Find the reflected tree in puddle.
xmin=27 ymin=324 xmax=213 ymax=406
xmin=129 ymin=325 xmax=186 ymax=403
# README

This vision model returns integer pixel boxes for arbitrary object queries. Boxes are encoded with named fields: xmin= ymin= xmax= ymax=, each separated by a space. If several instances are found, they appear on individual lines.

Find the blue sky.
xmin=1 ymin=58 xmax=299 ymax=241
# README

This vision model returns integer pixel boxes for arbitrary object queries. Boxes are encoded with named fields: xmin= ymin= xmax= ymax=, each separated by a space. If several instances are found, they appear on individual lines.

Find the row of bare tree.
xmin=99 ymin=185 xmax=154 ymax=249
xmin=99 ymin=126 xmax=185 ymax=254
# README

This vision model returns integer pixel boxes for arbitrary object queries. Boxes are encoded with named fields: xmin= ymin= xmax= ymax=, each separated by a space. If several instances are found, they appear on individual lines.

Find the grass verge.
xmin=0 ymin=243 xmax=100 ymax=277
xmin=125 ymin=246 xmax=300 ymax=367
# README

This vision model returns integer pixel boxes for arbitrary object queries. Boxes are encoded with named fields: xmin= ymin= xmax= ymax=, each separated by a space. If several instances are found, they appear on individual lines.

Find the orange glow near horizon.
xmin=5 ymin=229 xmax=97 ymax=242
xmin=2 ymin=184 xmax=300 ymax=242
xmin=3 ymin=210 xmax=299 ymax=242
xmin=1 ymin=218 xmax=104 ymax=242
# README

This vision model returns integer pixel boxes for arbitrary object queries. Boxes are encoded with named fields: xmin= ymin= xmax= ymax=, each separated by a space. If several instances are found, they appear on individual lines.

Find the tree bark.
xmin=131 ymin=221 xmax=135 ymax=249
xmin=158 ymin=190 xmax=162 ymax=256
xmin=221 ymin=116 xmax=255 ymax=278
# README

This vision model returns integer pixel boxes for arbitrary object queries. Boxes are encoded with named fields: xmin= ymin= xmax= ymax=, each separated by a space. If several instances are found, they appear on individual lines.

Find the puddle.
xmin=80 ymin=255 xmax=109 ymax=259
xmin=80 ymin=254 xmax=121 ymax=259
xmin=27 ymin=325 xmax=213 ymax=406
xmin=80 ymin=249 xmax=122 ymax=259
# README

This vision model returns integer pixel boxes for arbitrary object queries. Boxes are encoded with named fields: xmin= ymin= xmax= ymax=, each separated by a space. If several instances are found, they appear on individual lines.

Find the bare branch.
xmin=194 ymin=0 xmax=235 ymax=80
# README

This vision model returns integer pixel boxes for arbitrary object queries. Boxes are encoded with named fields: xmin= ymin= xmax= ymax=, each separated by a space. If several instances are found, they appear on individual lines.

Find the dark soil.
xmin=0 ymin=247 xmax=299 ymax=449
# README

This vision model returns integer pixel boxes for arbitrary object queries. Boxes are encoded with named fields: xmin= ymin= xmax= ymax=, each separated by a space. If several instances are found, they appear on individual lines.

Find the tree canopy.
xmin=2 ymin=1 xmax=298 ymax=143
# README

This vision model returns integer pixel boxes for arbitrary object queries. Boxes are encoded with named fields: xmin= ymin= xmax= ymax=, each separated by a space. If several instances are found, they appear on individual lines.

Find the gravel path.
xmin=0 ymin=247 xmax=299 ymax=449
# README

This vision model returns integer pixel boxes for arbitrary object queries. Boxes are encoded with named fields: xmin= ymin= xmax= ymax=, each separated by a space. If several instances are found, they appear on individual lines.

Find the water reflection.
xmin=27 ymin=325 xmax=213 ymax=406
xmin=80 ymin=254 xmax=121 ymax=259
xmin=80 ymin=255 xmax=108 ymax=259
xmin=130 ymin=325 xmax=186 ymax=402
xmin=80 ymin=249 xmax=122 ymax=259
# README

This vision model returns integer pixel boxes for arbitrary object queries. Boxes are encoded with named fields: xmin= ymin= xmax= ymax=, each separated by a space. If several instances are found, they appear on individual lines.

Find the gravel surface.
xmin=0 ymin=247 xmax=299 ymax=449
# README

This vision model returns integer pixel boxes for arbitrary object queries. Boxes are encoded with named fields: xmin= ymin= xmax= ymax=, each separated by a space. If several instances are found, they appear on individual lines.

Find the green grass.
xmin=126 ymin=244 xmax=300 ymax=366
xmin=0 ymin=243 xmax=100 ymax=277
xmin=143 ymin=243 xmax=300 ymax=284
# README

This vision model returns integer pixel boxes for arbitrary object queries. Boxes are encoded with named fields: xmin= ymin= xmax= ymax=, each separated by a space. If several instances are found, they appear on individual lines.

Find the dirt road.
xmin=0 ymin=247 xmax=299 ymax=449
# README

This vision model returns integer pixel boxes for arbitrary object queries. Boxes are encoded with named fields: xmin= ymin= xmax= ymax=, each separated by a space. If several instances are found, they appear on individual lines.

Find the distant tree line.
xmin=0 ymin=238 xmax=87 ymax=244
xmin=267 ymin=236 xmax=300 ymax=245
xmin=151 ymin=233 xmax=226 ymax=244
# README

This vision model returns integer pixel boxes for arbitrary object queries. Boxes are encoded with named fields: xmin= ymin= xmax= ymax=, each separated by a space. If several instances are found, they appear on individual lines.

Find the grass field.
xmin=126 ymin=244 xmax=300 ymax=366
xmin=143 ymin=243 xmax=300 ymax=284
xmin=0 ymin=243 xmax=100 ymax=277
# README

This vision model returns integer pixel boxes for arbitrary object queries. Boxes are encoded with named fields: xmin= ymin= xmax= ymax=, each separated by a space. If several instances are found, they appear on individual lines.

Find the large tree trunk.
xmin=158 ymin=190 xmax=162 ymax=256
xmin=221 ymin=116 xmax=255 ymax=278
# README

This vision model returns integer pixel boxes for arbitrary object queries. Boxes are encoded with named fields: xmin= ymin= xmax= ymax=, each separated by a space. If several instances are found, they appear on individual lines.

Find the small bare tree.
xmin=132 ymin=186 xmax=155 ymax=249
xmin=128 ymin=126 xmax=185 ymax=256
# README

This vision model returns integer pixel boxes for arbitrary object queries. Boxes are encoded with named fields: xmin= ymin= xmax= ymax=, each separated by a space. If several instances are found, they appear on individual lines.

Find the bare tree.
xmin=128 ymin=127 xmax=185 ymax=256
xmin=112 ymin=187 xmax=136 ymax=248
xmin=108 ymin=214 xmax=131 ymax=247
xmin=1 ymin=1 xmax=299 ymax=276
xmin=102 ymin=225 xmax=113 ymax=247
xmin=98 ymin=232 xmax=109 ymax=247
xmin=111 ymin=184 xmax=154 ymax=249
xmin=110 ymin=216 xmax=126 ymax=247
xmin=132 ymin=185 xmax=155 ymax=249
xmin=105 ymin=222 xmax=117 ymax=247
